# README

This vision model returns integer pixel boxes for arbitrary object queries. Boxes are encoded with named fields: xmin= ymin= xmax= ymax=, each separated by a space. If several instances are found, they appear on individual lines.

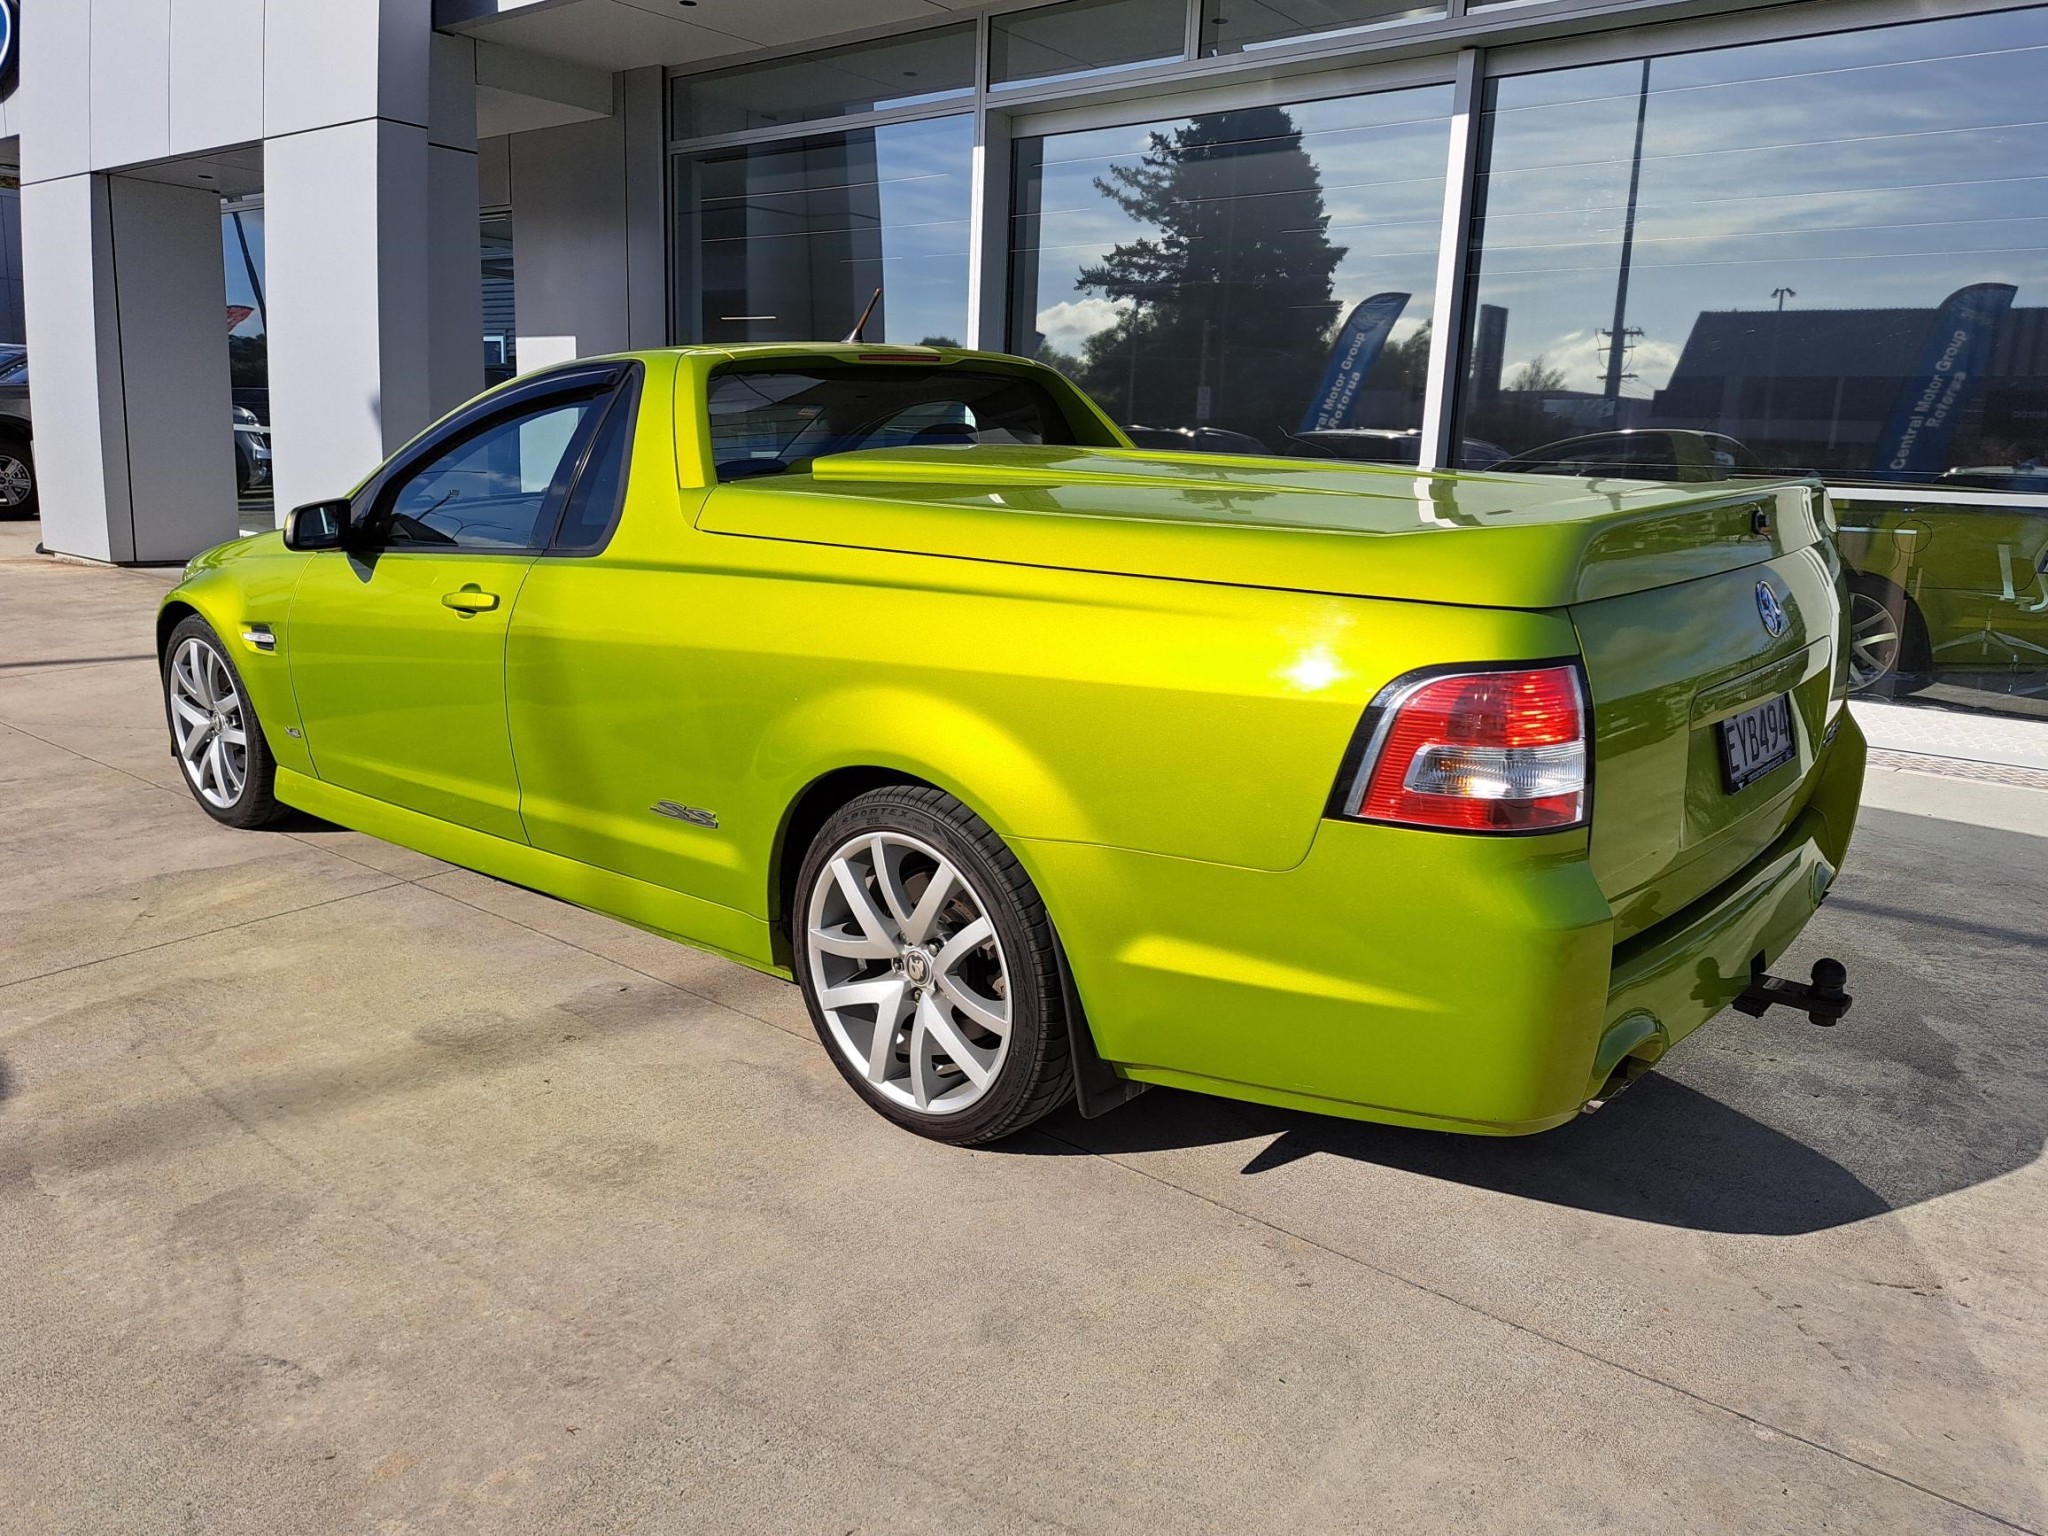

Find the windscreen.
xmin=706 ymin=365 xmax=1099 ymax=482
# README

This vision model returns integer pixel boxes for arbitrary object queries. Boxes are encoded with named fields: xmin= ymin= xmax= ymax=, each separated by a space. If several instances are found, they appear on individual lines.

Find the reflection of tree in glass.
xmin=1507 ymin=355 xmax=1567 ymax=394
xmin=1073 ymin=108 xmax=1345 ymax=448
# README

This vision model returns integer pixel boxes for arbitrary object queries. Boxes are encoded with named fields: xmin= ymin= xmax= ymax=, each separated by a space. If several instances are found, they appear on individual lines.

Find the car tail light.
xmin=1338 ymin=664 xmax=1589 ymax=833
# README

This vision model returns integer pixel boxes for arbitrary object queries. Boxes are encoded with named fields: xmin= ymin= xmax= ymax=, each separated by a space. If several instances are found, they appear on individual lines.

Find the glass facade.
xmin=1460 ymin=12 xmax=2048 ymax=707
xmin=1010 ymin=86 xmax=1451 ymax=455
xmin=673 ymin=117 xmax=975 ymax=348
xmin=670 ymin=26 xmax=975 ymax=138
xmin=669 ymin=0 xmax=2048 ymax=714
xmin=1198 ymin=0 xmax=1445 ymax=56
xmin=990 ymin=0 xmax=1188 ymax=88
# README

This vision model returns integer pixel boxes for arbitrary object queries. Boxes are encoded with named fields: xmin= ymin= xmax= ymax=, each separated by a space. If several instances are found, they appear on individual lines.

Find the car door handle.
xmin=441 ymin=585 xmax=500 ymax=615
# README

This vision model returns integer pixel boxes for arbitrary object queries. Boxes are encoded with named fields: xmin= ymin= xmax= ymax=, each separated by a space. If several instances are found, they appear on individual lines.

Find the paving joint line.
xmin=9 ymin=706 xmax=2035 ymax=1529
xmin=1036 ymin=1129 xmax=2040 ymax=1535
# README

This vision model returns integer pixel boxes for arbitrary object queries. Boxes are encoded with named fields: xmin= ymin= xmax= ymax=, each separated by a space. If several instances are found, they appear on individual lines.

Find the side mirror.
xmin=283 ymin=499 xmax=353 ymax=551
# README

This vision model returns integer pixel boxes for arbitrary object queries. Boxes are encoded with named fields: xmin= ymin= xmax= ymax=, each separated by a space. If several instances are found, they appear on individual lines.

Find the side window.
xmin=551 ymin=383 xmax=639 ymax=553
xmin=384 ymin=400 xmax=597 ymax=551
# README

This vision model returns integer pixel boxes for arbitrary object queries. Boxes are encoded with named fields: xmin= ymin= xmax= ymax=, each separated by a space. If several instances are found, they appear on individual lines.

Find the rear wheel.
xmin=1845 ymin=575 xmax=1930 ymax=696
xmin=163 ymin=616 xmax=285 ymax=828
xmin=0 ymin=435 xmax=35 ymax=519
xmin=794 ymin=785 xmax=1073 ymax=1145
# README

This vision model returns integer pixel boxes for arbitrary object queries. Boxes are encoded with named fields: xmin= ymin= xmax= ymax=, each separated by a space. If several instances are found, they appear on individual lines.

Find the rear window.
xmin=706 ymin=365 xmax=1094 ymax=482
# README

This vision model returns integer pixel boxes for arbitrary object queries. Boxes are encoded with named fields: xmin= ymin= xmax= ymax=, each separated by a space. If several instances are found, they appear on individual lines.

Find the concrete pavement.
xmin=2 ymin=516 xmax=2043 ymax=1534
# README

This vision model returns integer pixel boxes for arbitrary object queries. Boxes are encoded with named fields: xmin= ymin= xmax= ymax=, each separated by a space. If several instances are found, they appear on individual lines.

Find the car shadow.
xmin=1021 ymin=1075 xmax=1890 ymax=1237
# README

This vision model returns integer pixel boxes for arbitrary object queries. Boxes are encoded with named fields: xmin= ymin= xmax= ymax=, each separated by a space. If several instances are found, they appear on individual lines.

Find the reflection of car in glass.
xmin=233 ymin=405 xmax=272 ymax=494
xmin=1939 ymin=463 xmax=2048 ymax=494
xmin=1285 ymin=428 xmax=1510 ymax=470
xmin=0 ymin=345 xmax=35 ymax=518
xmin=1123 ymin=424 xmax=1271 ymax=455
xmin=1493 ymin=429 xmax=1770 ymax=482
xmin=1833 ymin=497 xmax=2048 ymax=695
xmin=159 ymin=344 xmax=1863 ymax=1146
xmin=0 ymin=349 xmax=271 ymax=518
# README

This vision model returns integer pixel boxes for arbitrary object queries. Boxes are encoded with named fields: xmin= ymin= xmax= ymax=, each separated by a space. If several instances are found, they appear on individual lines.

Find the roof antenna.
xmin=843 ymin=287 xmax=883 ymax=344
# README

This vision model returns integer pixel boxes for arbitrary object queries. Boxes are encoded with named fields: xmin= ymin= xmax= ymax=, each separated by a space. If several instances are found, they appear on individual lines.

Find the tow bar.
xmin=1733 ymin=956 xmax=1852 ymax=1027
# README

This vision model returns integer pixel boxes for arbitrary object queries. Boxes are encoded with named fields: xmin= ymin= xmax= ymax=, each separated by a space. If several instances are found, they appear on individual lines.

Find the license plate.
xmin=1719 ymin=694 xmax=1796 ymax=792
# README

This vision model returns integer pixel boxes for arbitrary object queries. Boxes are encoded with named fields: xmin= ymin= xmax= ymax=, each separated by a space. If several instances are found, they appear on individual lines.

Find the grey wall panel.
xmin=429 ymin=142 xmax=484 ymax=415
xmin=622 ymin=67 xmax=665 ymax=350
xmin=510 ymin=101 xmax=631 ymax=368
xmin=105 ymin=176 xmax=239 ymax=563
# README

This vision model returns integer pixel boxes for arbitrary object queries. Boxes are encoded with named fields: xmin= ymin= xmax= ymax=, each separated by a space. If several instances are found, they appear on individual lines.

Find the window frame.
xmin=352 ymin=362 xmax=633 ymax=557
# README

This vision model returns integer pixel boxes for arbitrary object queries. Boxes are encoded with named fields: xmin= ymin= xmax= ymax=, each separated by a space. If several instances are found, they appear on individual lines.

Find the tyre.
xmin=794 ymin=784 xmax=1074 ymax=1145
xmin=0 ymin=436 xmax=35 ymax=519
xmin=1844 ymin=575 xmax=1931 ymax=696
xmin=162 ymin=615 xmax=285 ymax=829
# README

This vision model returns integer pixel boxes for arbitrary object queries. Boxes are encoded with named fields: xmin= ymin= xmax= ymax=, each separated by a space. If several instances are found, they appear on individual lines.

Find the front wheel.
xmin=0 ymin=437 xmax=36 ymax=519
xmin=162 ymin=616 xmax=285 ymax=828
xmin=794 ymin=785 xmax=1074 ymax=1145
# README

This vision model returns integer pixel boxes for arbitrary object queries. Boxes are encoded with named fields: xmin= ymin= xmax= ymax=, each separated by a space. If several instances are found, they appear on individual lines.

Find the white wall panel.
xmin=169 ymin=0 xmax=267 ymax=155
xmin=19 ymin=176 xmax=128 ymax=561
xmin=90 ymin=0 xmax=174 ymax=169
xmin=264 ymin=0 xmax=431 ymax=139
xmin=17 ymin=1 xmax=94 ymax=183
xmin=266 ymin=118 xmax=442 ymax=512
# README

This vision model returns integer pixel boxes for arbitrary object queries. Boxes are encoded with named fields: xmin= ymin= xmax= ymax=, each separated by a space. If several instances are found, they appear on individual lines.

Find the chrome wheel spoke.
xmin=917 ymin=991 xmax=996 ymax=1090
xmin=805 ymin=828 xmax=1013 ymax=1118
xmin=899 ymin=860 xmax=959 ymax=947
xmin=935 ymin=972 xmax=1009 ymax=1039
xmin=829 ymin=856 xmax=899 ymax=952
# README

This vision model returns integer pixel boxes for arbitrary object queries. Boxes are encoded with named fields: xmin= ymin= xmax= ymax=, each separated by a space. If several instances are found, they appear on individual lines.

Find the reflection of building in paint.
xmin=1651 ymin=307 xmax=2048 ymax=476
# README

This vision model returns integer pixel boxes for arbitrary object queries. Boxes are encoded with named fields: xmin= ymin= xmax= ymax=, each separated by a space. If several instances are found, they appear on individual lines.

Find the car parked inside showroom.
xmin=158 ymin=345 xmax=1864 ymax=1144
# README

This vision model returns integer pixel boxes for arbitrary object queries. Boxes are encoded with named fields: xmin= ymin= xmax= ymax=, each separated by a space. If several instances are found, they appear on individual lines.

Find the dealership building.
xmin=1 ymin=0 xmax=2045 ymax=714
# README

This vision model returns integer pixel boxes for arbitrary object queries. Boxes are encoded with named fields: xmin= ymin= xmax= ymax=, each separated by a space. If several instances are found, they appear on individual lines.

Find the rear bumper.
xmin=1020 ymin=709 xmax=1865 ymax=1136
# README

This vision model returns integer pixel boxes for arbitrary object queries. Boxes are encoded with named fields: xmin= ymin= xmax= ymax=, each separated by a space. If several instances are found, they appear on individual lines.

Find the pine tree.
xmin=1073 ymin=107 xmax=1346 ymax=448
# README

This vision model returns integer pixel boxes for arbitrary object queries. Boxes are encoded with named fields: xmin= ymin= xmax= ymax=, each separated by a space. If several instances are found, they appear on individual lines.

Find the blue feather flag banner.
xmin=1869 ymin=282 xmax=2017 ymax=481
xmin=1299 ymin=293 xmax=1410 ymax=433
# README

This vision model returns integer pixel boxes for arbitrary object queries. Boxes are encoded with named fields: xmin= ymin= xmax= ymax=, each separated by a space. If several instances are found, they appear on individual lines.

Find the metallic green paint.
xmin=160 ymin=345 xmax=1865 ymax=1134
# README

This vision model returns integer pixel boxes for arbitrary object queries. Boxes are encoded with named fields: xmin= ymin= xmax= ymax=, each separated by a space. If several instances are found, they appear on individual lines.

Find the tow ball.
xmin=1732 ymin=956 xmax=1852 ymax=1027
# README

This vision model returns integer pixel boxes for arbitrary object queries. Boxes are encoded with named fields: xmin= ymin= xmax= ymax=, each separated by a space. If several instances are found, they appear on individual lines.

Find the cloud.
xmin=1033 ymin=297 xmax=1132 ymax=354
xmin=1506 ymin=327 xmax=1684 ymax=393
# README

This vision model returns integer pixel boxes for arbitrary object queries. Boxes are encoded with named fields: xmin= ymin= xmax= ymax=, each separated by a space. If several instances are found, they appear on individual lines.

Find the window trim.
xmin=354 ymin=363 xmax=629 ymax=556
xmin=541 ymin=363 xmax=647 ymax=559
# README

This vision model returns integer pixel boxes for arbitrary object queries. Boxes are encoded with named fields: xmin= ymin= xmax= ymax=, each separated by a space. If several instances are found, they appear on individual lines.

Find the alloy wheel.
xmin=168 ymin=636 xmax=250 ymax=809
xmin=804 ymin=830 xmax=1012 ymax=1115
xmin=1846 ymin=590 xmax=1903 ymax=691
xmin=0 ymin=454 xmax=31 ymax=508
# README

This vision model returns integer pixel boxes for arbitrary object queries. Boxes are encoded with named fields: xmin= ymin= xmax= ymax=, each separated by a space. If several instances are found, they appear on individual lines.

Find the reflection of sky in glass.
xmin=679 ymin=115 xmax=972 ymax=346
xmin=1016 ymin=86 xmax=1451 ymax=358
xmin=872 ymin=117 xmax=974 ymax=343
xmin=222 ymin=207 xmax=265 ymax=338
xmin=1472 ymin=13 xmax=2048 ymax=404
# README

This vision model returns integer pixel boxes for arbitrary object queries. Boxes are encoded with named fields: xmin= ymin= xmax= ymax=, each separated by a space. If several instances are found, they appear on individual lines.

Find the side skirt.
xmin=275 ymin=767 xmax=783 ymax=977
